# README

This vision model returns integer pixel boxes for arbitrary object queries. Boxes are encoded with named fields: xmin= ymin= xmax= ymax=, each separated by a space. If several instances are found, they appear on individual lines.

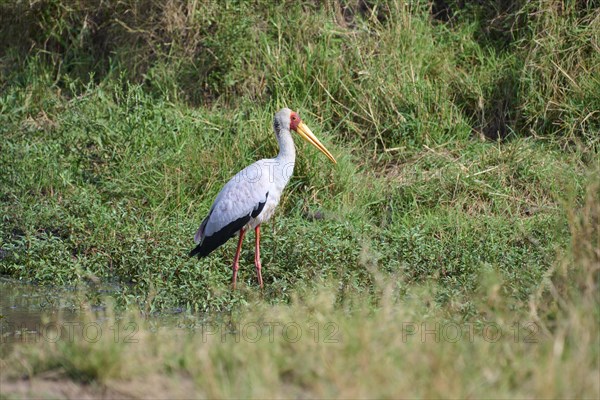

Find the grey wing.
xmin=193 ymin=161 xmax=271 ymax=244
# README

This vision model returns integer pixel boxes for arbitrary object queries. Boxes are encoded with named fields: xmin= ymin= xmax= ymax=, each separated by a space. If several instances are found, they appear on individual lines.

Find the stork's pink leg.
xmin=232 ymin=229 xmax=246 ymax=290
xmin=254 ymin=225 xmax=263 ymax=288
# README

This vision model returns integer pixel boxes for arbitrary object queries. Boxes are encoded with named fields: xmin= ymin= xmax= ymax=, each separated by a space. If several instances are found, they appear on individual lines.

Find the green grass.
xmin=0 ymin=0 xmax=598 ymax=398
xmin=0 ymin=81 xmax=586 ymax=312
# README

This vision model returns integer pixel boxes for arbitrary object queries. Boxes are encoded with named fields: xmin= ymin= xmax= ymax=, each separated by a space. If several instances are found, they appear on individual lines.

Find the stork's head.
xmin=274 ymin=108 xmax=337 ymax=164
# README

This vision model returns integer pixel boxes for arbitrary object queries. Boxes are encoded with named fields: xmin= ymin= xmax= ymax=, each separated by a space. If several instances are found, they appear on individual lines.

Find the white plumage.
xmin=194 ymin=158 xmax=291 ymax=243
xmin=189 ymin=108 xmax=336 ymax=289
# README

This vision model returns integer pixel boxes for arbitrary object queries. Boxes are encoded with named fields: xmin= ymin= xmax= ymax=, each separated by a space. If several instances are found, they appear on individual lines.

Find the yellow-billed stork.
xmin=189 ymin=108 xmax=336 ymax=289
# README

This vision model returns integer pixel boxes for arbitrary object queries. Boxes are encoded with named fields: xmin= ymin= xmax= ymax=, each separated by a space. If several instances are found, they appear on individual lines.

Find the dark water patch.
xmin=0 ymin=277 xmax=119 ymax=345
xmin=0 ymin=277 xmax=233 ymax=349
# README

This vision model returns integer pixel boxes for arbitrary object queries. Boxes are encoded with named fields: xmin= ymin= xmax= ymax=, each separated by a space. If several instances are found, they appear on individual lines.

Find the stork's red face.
xmin=289 ymin=112 xmax=301 ymax=132
xmin=290 ymin=110 xmax=337 ymax=164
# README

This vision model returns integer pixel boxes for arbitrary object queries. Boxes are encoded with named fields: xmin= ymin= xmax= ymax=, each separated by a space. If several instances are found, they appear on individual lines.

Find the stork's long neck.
xmin=275 ymin=129 xmax=296 ymax=164
xmin=272 ymin=129 xmax=296 ymax=188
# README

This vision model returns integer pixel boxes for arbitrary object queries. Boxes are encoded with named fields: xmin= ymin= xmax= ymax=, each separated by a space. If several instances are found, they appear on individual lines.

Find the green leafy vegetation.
xmin=0 ymin=0 xmax=598 ymax=398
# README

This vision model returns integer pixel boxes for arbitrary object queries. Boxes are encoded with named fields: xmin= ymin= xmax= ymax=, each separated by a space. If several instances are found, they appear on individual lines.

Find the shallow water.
xmin=0 ymin=277 xmax=222 ymax=347
xmin=0 ymin=277 xmax=98 ymax=344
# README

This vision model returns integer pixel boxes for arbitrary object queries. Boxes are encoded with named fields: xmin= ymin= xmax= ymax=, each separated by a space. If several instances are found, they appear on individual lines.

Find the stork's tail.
xmin=188 ymin=236 xmax=227 ymax=258
xmin=189 ymin=243 xmax=206 ymax=258
xmin=189 ymin=215 xmax=210 ymax=258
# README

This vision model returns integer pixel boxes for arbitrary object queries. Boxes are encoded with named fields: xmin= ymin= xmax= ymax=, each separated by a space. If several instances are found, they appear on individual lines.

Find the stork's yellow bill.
xmin=295 ymin=121 xmax=337 ymax=164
